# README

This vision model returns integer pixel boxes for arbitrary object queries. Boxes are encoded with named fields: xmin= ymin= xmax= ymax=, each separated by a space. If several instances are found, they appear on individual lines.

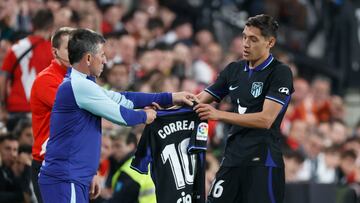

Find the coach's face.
xmin=89 ymin=43 xmax=107 ymax=77
xmin=242 ymin=26 xmax=274 ymax=63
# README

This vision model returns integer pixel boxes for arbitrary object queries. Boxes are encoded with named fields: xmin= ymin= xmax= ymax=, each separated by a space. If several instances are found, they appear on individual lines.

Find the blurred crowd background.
xmin=1 ymin=0 xmax=360 ymax=202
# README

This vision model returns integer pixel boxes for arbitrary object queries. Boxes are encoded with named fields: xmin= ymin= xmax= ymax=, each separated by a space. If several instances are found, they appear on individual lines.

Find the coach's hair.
xmin=68 ymin=28 xmax=106 ymax=65
xmin=32 ymin=9 xmax=54 ymax=31
xmin=245 ymin=14 xmax=279 ymax=38
xmin=51 ymin=27 xmax=76 ymax=49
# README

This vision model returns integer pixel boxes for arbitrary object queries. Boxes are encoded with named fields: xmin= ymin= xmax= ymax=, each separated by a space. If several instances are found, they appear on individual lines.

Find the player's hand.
xmin=172 ymin=92 xmax=200 ymax=106
xmin=194 ymin=103 xmax=220 ymax=120
xmin=144 ymin=108 xmax=157 ymax=124
xmin=144 ymin=102 xmax=164 ymax=110
xmin=89 ymin=175 xmax=101 ymax=200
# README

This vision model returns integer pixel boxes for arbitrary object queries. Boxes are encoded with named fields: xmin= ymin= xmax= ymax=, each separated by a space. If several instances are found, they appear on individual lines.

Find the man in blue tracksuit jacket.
xmin=38 ymin=28 xmax=197 ymax=203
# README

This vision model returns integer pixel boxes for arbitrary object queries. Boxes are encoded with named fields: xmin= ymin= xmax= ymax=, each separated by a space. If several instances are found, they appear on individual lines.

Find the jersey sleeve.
xmin=204 ymin=62 xmax=235 ymax=102
xmin=188 ymin=119 xmax=208 ymax=154
xmin=32 ymin=74 xmax=58 ymax=108
xmin=121 ymin=92 xmax=172 ymax=108
xmin=72 ymin=77 xmax=146 ymax=126
xmin=131 ymin=125 xmax=152 ymax=174
xmin=265 ymin=65 xmax=294 ymax=105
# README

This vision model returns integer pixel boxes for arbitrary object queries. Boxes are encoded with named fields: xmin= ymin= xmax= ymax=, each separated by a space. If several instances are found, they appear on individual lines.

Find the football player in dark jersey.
xmin=195 ymin=14 xmax=294 ymax=203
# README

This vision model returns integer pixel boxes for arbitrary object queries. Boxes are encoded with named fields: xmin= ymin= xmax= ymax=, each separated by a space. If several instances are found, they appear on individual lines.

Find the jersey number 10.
xmin=161 ymin=138 xmax=196 ymax=190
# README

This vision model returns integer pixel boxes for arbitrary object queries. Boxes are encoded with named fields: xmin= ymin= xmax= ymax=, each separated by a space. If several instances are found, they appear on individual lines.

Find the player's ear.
xmin=268 ymin=37 xmax=276 ymax=48
xmin=87 ymin=53 xmax=92 ymax=66
xmin=52 ymin=47 xmax=57 ymax=57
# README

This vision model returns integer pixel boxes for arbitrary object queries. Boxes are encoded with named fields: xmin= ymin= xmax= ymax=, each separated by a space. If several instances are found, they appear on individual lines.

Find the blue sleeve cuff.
xmin=119 ymin=106 xmax=147 ymax=126
xmin=122 ymin=92 xmax=172 ymax=108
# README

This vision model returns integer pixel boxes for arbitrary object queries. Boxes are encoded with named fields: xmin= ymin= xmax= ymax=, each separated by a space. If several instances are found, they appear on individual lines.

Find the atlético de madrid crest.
xmin=251 ymin=82 xmax=263 ymax=98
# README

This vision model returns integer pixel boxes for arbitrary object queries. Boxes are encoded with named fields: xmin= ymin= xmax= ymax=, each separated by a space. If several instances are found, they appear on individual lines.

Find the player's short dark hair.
xmin=51 ymin=27 xmax=76 ymax=49
xmin=32 ymin=9 xmax=54 ymax=31
xmin=245 ymin=14 xmax=279 ymax=38
xmin=68 ymin=29 xmax=106 ymax=65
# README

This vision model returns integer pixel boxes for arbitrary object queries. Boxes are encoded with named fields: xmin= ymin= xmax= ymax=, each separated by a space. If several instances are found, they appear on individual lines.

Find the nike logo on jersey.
xmin=252 ymin=157 xmax=260 ymax=161
xmin=229 ymin=85 xmax=238 ymax=91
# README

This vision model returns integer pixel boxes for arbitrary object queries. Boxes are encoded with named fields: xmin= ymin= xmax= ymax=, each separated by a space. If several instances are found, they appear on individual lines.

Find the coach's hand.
xmin=172 ymin=92 xmax=199 ymax=106
xmin=90 ymin=175 xmax=101 ymax=199
xmin=144 ymin=108 xmax=157 ymax=124
xmin=194 ymin=103 xmax=220 ymax=120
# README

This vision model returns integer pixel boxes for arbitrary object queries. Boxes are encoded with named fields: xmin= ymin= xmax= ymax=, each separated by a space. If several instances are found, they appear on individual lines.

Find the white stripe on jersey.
xmin=12 ymin=38 xmax=36 ymax=101
xmin=71 ymin=183 xmax=76 ymax=203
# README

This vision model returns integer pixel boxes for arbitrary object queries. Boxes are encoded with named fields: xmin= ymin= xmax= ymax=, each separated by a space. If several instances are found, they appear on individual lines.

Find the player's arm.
xmin=197 ymin=62 xmax=236 ymax=104
xmin=195 ymin=100 xmax=282 ymax=129
xmin=31 ymin=75 xmax=59 ymax=108
xmin=104 ymin=90 xmax=198 ymax=108
xmin=197 ymin=91 xmax=217 ymax=104
xmin=103 ymin=90 xmax=172 ymax=108
xmin=73 ymin=77 xmax=148 ymax=126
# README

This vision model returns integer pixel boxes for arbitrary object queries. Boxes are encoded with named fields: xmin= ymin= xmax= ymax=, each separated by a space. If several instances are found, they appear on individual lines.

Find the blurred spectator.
xmin=330 ymin=95 xmax=346 ymax=121
xmin=161 ymin=17 xmax=193 ymax=45
xmin=106 ymin=62 xmax=130 ymax=91
xmin=223 ymin=34 xmax=244 ymax=66
xmin=147 ymin=18 xmax=166 ymax=48
xmin=205 ymin=152 xmax=219 ymax=195
xmin=0 ymin=9 xmax=54 ymax=131
xmin=106 ymin=129 xmax=133 ymax=187
xmin=329 ymin=120 xmax=349 ymax=146
xmin=110 ymin=132 xmax=156 ymax=203
xmin=355 ymin=120 xmax=360 ymax=138
xmin=0 ymin=135 xmax=32 ymax=203
xmin=283 ymin=149 xmax=305 ymax=182
xmin=339 ymin=150 xmax=357 ymax=185
xmin=103 ymin=32 xmax=122 ymax=68
xmin=195 ymin=29 xmax=214 ymax=50
xmin=192 ymin=42 xmax=222 ymax=85
xmin=101 ymin=4 xmax=124 ymax=34
xmin=79 ymin=10 xmax=101 ymax=33
xmin=54 ymin=6 xmax=78 ymax=29
xmin=123 ymin=10 xmax=150 ymax=46
xmin=316 ymin=145 xmax=341 ymax=183
xmin=12 ymin=118 xmax=33 ymax=147
xmin=118 ymin=34 xmax=137 ymax=67
xmin=172 ymin=43 xmax=193 ymax=78
xmin=310 ymin=76 xmax=332 ymax=122
xmin=286 ymin=119 xmax=309 ymax=151
xmin=297 ymin=129 xmax=324 ymax=182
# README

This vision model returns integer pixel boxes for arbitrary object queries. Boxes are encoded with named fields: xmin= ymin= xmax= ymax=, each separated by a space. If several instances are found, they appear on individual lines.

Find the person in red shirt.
xmin=30 ymin=27 xmax=75 ymax=203
xmin=0 ymin=9 xmax=54 ymax=131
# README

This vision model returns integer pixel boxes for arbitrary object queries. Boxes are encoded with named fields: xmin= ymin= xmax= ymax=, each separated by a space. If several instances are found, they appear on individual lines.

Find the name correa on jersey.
xmin=131 ymin=108 xmax=207 ymax=203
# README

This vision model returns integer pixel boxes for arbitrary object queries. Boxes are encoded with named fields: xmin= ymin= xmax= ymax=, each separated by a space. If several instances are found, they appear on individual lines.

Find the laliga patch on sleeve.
xmin=196 ymin=122 xmax=208 ymax=141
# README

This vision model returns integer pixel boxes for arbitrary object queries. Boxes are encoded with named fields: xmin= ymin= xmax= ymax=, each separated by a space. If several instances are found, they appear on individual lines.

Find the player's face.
xmin=89 ymin=43 xmax=107 ymax=77
xmin=55 ymin=35 xmax=71 ymax=67
xmin=242 ymin=26 xmax=274 ymax=64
